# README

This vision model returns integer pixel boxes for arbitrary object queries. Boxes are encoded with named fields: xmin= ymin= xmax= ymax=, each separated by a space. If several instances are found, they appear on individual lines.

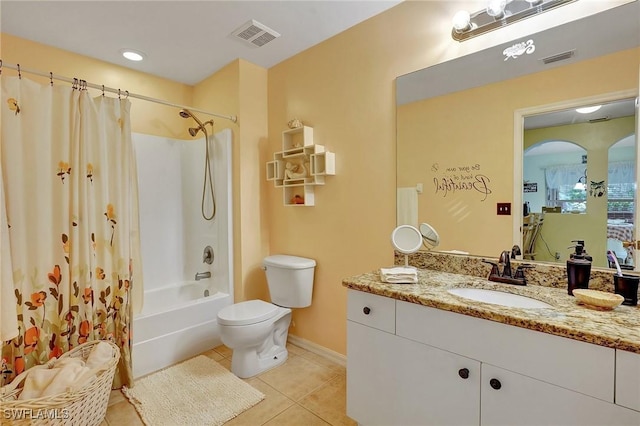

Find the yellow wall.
xmin=1 ymin=33 xmax=193 ymax=139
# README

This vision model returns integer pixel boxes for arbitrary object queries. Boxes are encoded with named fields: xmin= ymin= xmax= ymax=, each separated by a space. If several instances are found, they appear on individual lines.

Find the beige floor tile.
xmin=286 ymin=342 xmax=309 ymax=356
xmin=218 ymin=357 xmax=232 ymax=371
xmin=298 ymin=350 xmax=345 ymax=373
xmin=225 ymin=377 xmax=295 ymax=426
xmin=105 ymin=400 xmax=144 ymax=425
xmin=258 ymin=355 xmax=336 ymax=401
xmin=99 ymin=420 xmax=109 ymax=426
xmin=300 ymin=373 xmax=356 ymax=426
xmin=108 ymin=389 xmax=126 ymax=407
xmin=201 ymin=348 xmax=225 ymax=361
xmin=263 ymin=404 xmax=330 ymax=426
xmin=214 ymin=344 xmax=232 ymax=358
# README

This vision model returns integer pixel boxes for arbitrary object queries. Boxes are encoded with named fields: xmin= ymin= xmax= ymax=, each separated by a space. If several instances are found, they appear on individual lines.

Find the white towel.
xmin=380 ymin=267 xmax=418 ymax=284
xmin=396 ymin=187 xmax=418 ymax=228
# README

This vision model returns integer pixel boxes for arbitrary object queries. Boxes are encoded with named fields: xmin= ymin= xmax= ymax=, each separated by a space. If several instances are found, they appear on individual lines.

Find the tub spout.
xmin=195 ymin=271 xmax=211 ymax=281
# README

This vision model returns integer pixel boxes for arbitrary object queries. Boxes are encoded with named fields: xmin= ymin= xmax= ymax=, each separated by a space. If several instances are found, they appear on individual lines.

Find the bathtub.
xmin=132 ymin=129 xmax=234 ymax=379
xmin=132 ymin=281 xmax=232 ymax=378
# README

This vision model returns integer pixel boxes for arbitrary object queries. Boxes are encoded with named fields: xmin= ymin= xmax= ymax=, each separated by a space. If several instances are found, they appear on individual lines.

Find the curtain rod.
xmin=0 ymin=61 xmax=238 ymax=123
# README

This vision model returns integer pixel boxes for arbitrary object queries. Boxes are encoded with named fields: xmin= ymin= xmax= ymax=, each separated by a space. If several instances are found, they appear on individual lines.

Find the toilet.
xmin=216 ymin=254 xmax=316 ymax=378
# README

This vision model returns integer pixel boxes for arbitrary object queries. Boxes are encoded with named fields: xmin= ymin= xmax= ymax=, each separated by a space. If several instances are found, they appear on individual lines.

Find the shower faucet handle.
xmin=203 ymin=246 xmax=214 ymax=264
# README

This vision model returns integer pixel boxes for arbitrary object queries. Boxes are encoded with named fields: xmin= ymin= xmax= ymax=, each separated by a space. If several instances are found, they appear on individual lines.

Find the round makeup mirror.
xmin=420 ymin=223 xmax=440 ymax=250
xmin=391 ymin=225 xmax=422 ymax=266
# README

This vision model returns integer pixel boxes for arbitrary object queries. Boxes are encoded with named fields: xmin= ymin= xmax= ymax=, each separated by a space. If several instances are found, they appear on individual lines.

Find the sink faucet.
xmin=482 ymin=250 xmax=533 ymax=286
xmin=195 ymin=271 xmax=211 ymax=281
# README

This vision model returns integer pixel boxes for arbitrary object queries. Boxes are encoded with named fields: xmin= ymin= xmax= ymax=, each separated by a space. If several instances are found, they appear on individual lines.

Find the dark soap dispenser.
xmin=566 ymin=241 xmax=592 ymax=295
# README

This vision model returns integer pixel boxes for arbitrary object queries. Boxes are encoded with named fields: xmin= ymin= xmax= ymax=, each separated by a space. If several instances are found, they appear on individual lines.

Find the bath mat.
xmin=122 ymin=355 xmax=265 ymax=425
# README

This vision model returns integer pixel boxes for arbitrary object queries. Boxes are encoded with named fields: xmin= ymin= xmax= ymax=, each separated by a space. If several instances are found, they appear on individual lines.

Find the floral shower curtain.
xmin=1 ymin=76 xmax=142 ymax=388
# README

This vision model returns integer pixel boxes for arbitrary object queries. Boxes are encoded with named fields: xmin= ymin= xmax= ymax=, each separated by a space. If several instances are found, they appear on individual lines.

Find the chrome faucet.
xmin=482 ymin=250 xmax=533 ymax=286
xmin=195 ymin=271 xmax=211 ymax=281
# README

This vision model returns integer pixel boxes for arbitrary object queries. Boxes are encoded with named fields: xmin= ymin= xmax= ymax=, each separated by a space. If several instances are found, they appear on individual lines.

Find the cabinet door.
xmin=347 ymin=321 xmax=479 ymax=426
xmin=616 ymin=349 xmax=640 ymax=411
xmin=481 ymin=364 xmax=640 ymax=426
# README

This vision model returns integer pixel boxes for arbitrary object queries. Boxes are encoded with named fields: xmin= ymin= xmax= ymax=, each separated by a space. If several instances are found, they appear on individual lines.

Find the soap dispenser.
xmin=566 ymin=241 xmax=592 ymax=296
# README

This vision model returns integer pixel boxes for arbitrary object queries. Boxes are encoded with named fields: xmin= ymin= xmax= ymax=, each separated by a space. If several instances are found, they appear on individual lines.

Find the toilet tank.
xmin=263 ymin=255 xmax=316 ymax=308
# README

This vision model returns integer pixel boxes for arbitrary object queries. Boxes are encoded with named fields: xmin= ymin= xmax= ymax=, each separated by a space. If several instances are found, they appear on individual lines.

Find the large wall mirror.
xmin=396 ymin=1 xmax=639 ymax=270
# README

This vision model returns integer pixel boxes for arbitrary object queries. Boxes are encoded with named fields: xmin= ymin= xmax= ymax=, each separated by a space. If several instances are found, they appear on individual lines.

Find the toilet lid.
xmin=217 ymin=300 xmax=280 ymax=326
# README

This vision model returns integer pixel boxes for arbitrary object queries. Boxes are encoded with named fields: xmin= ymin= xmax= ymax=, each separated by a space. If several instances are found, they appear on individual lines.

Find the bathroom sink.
xmin=448 ymin=288 xmax=552 ymax=309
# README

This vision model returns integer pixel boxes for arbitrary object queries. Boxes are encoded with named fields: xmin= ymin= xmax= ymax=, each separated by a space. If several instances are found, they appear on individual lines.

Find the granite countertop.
xmin=343 ymin=269 xmax=640 ymax=354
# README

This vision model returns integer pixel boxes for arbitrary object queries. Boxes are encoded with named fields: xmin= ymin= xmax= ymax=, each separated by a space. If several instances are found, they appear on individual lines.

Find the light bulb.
xmin=452 ymin=10 xmax=471 ymax=32
xmin=121 ymin=49 xmax=145 ymax=62
xmin=486 ymin=0 xmax=507 ymax=18
xmin=576 ymin=105 xmax=602 ymax=114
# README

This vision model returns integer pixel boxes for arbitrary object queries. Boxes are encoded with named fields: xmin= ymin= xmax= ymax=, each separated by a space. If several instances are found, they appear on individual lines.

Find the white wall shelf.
xmin=267 ymin=126 xmax=335 ymax=206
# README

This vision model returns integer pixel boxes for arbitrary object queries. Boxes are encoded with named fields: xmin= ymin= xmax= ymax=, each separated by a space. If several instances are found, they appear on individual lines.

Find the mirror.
xmin=396 ymin=2 xmax=639 ymax=270
xmin=420 ymin=223 xmax=440 ymax=250
xmin=391 ymin=225 xmax=422 ymax=267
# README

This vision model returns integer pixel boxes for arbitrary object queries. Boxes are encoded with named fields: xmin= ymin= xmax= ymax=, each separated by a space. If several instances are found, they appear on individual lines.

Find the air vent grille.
xmin=541 ymin=50 xmax=575 ymax=65
xmin=230 ymin=19 xmax=280 ymax=48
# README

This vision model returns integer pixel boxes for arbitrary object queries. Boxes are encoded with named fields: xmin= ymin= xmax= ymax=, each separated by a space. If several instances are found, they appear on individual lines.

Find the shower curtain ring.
xmin=50 ymin=72 xmax=54 ymax=87
xmin=73 ymin=78 xmax=78 ymax=90
xmin=17 ymin=64 xmax=21 ymax=79
xmin=118 ymin=89 xmax=121 ymax=99
xmin=0 ymin=60 xmax=3 ymax=76
xmin=125 ymin=90 xmax=129 ymax=99
xmin=102 ymin=85 xmax=105 ymax=97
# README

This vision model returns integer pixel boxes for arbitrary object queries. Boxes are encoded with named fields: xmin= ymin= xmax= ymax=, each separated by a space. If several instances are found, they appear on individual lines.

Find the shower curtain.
xmin=1 ymin=76 xmax=142 ymax=388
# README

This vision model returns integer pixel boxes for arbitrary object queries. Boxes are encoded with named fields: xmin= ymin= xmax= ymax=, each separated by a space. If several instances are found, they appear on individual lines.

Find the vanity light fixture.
xmin=120 ymin=49 xmax=145 ymax=62
xmin=452 ymin=0 xmax=576 ymax=42
xmin=576 ymin=105 xmax=602 ymax=114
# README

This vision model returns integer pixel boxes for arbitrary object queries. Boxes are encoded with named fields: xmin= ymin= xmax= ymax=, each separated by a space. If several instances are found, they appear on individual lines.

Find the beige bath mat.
xmin=122 ymin=355 xmax=265 ymax=425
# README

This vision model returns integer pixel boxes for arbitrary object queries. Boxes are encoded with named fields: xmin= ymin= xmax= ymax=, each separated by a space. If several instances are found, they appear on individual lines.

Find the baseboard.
xmin=287 ymin=334 xmax=346 ymax=367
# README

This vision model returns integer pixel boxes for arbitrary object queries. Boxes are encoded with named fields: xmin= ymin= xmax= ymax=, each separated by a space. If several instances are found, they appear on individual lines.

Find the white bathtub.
xmin=132 ymin=281 xmax=232 ymax=378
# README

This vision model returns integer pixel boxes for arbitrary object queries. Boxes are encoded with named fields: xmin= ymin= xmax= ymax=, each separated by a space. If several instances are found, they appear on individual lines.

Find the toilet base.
xmin=231 ymin=344 xmax=288 ymax=378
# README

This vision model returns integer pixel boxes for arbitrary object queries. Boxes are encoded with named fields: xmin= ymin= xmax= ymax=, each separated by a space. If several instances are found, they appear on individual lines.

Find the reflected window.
xmin=524 ymin=141 xmax=587 ymax=214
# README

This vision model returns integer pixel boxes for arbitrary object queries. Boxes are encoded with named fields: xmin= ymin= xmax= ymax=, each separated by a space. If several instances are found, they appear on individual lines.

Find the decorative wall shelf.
xmin=266 ymin=126 xmax=336 ymax=206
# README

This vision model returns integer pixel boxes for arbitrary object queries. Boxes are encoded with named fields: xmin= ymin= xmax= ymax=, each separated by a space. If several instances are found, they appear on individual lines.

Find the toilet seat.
xmin=217 ymin=300 xmax=280 ymax=326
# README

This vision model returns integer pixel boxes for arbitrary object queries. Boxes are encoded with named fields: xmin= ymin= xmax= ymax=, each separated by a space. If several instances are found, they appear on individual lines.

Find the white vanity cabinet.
xmin=347 ymin=292 xmax=480 ymax=426
xmin=616 ymin=349 xmax=640 ymax=412
xmin=346 ymin=289 xmax=640 ymax=426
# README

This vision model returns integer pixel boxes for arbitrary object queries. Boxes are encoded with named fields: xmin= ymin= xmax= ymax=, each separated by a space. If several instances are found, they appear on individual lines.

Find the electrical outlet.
xmin=497 ymin=202 xmax=511 ymax=215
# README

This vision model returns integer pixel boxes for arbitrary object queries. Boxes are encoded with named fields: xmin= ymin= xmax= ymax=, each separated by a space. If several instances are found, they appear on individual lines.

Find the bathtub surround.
xmin=132 ymin=130 xmax=233 ymax=378
xmin=123 ymin=355 xmax=264 ymax=426
xmin=1 ymin=76 xmax=141 ymax=388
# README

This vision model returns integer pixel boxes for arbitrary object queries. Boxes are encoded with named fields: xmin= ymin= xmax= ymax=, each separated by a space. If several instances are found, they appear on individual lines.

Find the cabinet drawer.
xmin=616 ymin=350 xmax=640 ymax=411
xmin=396 ymin=300 xmax=615 ymax=402
xmin=347 ymin=290 xmax=395 ymax=334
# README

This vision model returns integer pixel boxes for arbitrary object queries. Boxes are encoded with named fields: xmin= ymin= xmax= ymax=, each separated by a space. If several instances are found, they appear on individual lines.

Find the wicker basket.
xmin=0 ymin=340 xmax=120 ymax=426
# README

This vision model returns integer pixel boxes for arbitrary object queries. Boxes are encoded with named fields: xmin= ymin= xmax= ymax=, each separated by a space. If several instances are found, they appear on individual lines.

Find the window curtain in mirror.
xmin=608 ymin=161 xmax=635 ymax=184
xmin=544 ymin=164 xmax=585 ymax=190
xmin=1 ymin=76 xmax=142 ymax=388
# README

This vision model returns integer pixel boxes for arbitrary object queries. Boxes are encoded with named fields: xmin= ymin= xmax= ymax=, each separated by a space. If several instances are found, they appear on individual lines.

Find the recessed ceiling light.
xmin=576 ymin=105 xmax=602 ymax=114
xmin=121 ymin=49 xmax=145 ymax=62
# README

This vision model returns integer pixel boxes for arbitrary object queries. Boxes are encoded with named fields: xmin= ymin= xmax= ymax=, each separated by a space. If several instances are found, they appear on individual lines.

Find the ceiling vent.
xmin=230 ymin=19 xmax=280 ymax=48
xmin=541 ymin=50 xmax=575 ymax=65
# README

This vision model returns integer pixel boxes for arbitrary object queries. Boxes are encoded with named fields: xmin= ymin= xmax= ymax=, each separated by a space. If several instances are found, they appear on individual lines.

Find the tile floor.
xmin=101 ymin=342 xmax=356 ymax=425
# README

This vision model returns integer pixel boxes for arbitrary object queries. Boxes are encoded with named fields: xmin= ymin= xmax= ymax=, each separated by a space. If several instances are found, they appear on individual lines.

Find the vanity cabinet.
xmin=346 ymin=289 xmax=640 ymax=425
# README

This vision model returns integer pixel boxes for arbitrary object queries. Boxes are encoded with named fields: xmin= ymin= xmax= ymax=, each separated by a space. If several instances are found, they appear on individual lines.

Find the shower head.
xmin=188 ymin=127 xmax=201 ymax=137
xmin=179 ymin=108 xmax=204 ymax=128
